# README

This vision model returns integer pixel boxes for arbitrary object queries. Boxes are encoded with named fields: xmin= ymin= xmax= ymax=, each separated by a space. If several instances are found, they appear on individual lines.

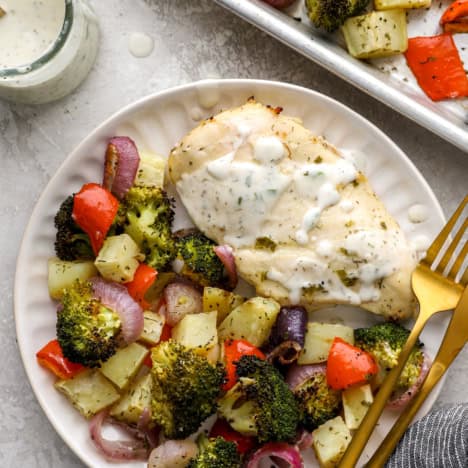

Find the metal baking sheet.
xmin=214 ymin=0 xmax=468 ymax=153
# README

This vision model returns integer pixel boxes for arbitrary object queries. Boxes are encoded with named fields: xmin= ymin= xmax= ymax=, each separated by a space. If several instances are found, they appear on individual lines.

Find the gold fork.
xmin=367 ymin=285 xmax=468 ymax=467
xmin=339 ymin=195 xmax=467 ymax=467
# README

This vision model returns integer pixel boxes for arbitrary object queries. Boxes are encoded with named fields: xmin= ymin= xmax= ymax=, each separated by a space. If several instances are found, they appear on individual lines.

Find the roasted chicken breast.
xmin=168 ymin=100 xmax=417 ymax=320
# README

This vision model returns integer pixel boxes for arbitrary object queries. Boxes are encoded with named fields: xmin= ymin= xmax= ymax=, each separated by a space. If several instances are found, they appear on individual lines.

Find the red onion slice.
xmin=90 ymin=277 xmax=144 ymax=343
xmin=137 ymin=407 xmax=159 ymax=448
xmin=269 ymin=306 xmax=307 ymax=349
xmin=148 ymin=439 xmax=198 ymax=468
xmin=89 ymin=410 xmax=149 ymax=461
xmin=214 ymin=245 xmax=238 ymax=289
xmin=247 ymin=442 xmax=304 ymax=468
xmin=267 ymin=341 xmax=302 ymax=365
xmin=286 ymin=363 xmax=327 ymax=392
xmin=164 ymin=282 xmax=202 ymax=326
xmin=103 ymin=136 xmax=140 ymax=200
xmin=387 ymin=351 xmax=431 ymax=409
xmin=261 ymin=0 xmax=297 ymax=9
xmin=295 ymin=428 xmax=314 ymax=451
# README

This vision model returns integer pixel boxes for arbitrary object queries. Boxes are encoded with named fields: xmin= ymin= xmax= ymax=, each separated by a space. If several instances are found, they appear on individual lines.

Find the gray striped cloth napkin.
xmin=385 ymin=404 xmax=468 ymax=467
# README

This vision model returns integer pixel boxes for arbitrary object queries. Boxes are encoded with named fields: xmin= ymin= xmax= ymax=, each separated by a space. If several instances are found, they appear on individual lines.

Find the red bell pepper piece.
xmin=404 ymin=34 xmax=468 ymax=101
xmin=143 ymin=352 xmax=152 ymax=368
xmin=159 ymin=323 xmax=172 ymax=342
xmin=223 ymin=339 xmax=265 ymax=391
xmin=441 ymin=0 xmax=468 ymax=32
xmin=126 ymin=263 xmax=157 ymax=308
xmin=209 ymin=418 xmax=256 ymax=454
xmin=72 ymin=183 xmax=119 ymax=255
xmin=326 ymin=337 xmax=378 ymax=390
xmin=36 ymin=339 xmax=85 ymax=379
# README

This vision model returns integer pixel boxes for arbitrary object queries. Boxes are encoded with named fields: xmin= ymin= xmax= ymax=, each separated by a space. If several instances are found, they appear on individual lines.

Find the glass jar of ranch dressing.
xmin=0 ymin=0 xmax=99 ymax=104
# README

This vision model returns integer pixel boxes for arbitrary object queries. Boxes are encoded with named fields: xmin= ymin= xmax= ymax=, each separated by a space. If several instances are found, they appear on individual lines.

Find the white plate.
xmin=15 ymin=79 xmax=447 ymax=468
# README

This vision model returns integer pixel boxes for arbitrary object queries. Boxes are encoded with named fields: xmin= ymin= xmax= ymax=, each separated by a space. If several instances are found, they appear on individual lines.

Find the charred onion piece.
xmin=164 ymin=281 xmax=203 ymax=326
xmin=295 ymin=428 xmax=314 ymax=451
xmin=286 ymin=363 xmax=327 ymax=392
xmin=137 ymin=407 xmax=159 ymax=448
xmin=214 ymin=244 xmax=238 ymax=289
xmin=103 ymin=136 xmax=140 ymax=199
xmin=387 ymin=351 xmax=431 ymax=409
xmin=90 ymin=277 xmax=144 ymax=344
xmin=89 ymin=410 xmax=149 ymax=461
xmin=261 ymin=0 xmax=297 ymax=9
xmin=267 ymin=340 xmax=302 ymax=365
xmin=148 ymin=439 xmax=198 ymax=468
xmin=247 ymin=442 xmax=303 ymax=468
xmin=269 ymin=306 xmax=307 ymax=349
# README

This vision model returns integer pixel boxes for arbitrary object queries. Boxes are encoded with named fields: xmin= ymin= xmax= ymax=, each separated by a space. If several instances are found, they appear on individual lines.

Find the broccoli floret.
xmin=305 ymin=0 xmax=369 ymax=32
xmin=293 ymin=371 xmax=342 ymax=431
xmin=116 ymin=186 xmax=177 ymax=271
xmin=218 ymin=355 xmax=300 ymax=444
xmin=56 ymin=280 xmax=121 ymax=368
xmin=176 ymin=230 xmax=225 ymax=287
xmin=151 ymin=340 xmax=225 ymax=439
xmin=354 ymin=322 xmax=424 ymax=390
xmin=54 ymin=195 xmax=94 ymax=261
xmin=188 ymin=434 xmax=241 ymax=468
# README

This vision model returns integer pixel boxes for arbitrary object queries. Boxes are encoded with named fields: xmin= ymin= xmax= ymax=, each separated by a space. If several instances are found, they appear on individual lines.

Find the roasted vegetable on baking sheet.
xmin=342 ymin=9 xmax=408 ymax=59
xmin=305 ymin=0 xmax=370 ymax=32
xmin=375 ymin=0 xmax=430 ymax=9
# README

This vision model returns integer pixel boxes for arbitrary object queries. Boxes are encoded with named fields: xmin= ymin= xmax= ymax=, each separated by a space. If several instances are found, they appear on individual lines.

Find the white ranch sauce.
xmin=411 ymin=234 xmax=431 ymax=252
xmin=341 ymin=148 xmax=368 ymax=172
xmin=0 ymin=0 xmax=65 ymax=68
xmin=190 ymin=107 xmax=204 ymax=121
xmin=128 ymin=32 xmax=154 ymax=58
xmin=0 ymin=0 xmax=99 ymax=104
xmin=196 ymin=82 xmax=221 ymax=109
xmin=177 ymin=126 xmax=410 ymax=305
xmin=339 ymin=199 xmax=354 ymax=213
xmin=408 ymin=203 xmax=429 ymax=223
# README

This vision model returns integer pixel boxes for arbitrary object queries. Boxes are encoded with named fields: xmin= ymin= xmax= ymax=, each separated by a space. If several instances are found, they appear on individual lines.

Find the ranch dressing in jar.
xmin=0 ymin=0 xmax=99 ymax=104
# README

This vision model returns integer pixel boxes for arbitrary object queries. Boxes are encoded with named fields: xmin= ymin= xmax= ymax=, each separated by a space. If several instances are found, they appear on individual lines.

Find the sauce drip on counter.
xmin=128 ymin=32 xmax=154 ymax=58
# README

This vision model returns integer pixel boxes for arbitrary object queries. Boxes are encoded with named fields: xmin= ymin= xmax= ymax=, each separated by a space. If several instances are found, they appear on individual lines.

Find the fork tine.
xmin=435 ymin=218 xmax=467 ymax=272
xmin=424 ymin=195 xmax=468 ymax=265
xmin=447 ymin=241 xmax=468 ymax=282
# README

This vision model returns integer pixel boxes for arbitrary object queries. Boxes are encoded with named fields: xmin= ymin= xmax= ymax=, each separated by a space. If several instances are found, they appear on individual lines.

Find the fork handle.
xmin=338 ymin=313 xmax=428 ymax=467
xmin=366 ymin=288 xmax=468 ymax=467
xmin=366 ymin=360 xmax=448 ymax=467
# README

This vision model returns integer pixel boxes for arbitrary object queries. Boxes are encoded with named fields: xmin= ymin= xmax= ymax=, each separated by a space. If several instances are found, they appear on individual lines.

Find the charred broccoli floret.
xmin=188 ymin=434 xmax=241 ymax=468
xmin=176 ymin=230 xmax=225 ymax=287
xmin=305 ymin=0 xmax=369 ymax=32
xmin=151 ymin=340 xmax=225 ymax=439
xmin=56 ymin=280 xmax=121 ymax=368
xmin=54 ymin=195 xmax=94 ymax=261
xmin=218 ymin=355 xmax=300 ymax=444
xmin=354 ymin=322 xmax=424 ymax=391
xmin=116 ymin=186 xmax=176 ymax=271
xmin=293 ymin=370 xmax=342 ymax=431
